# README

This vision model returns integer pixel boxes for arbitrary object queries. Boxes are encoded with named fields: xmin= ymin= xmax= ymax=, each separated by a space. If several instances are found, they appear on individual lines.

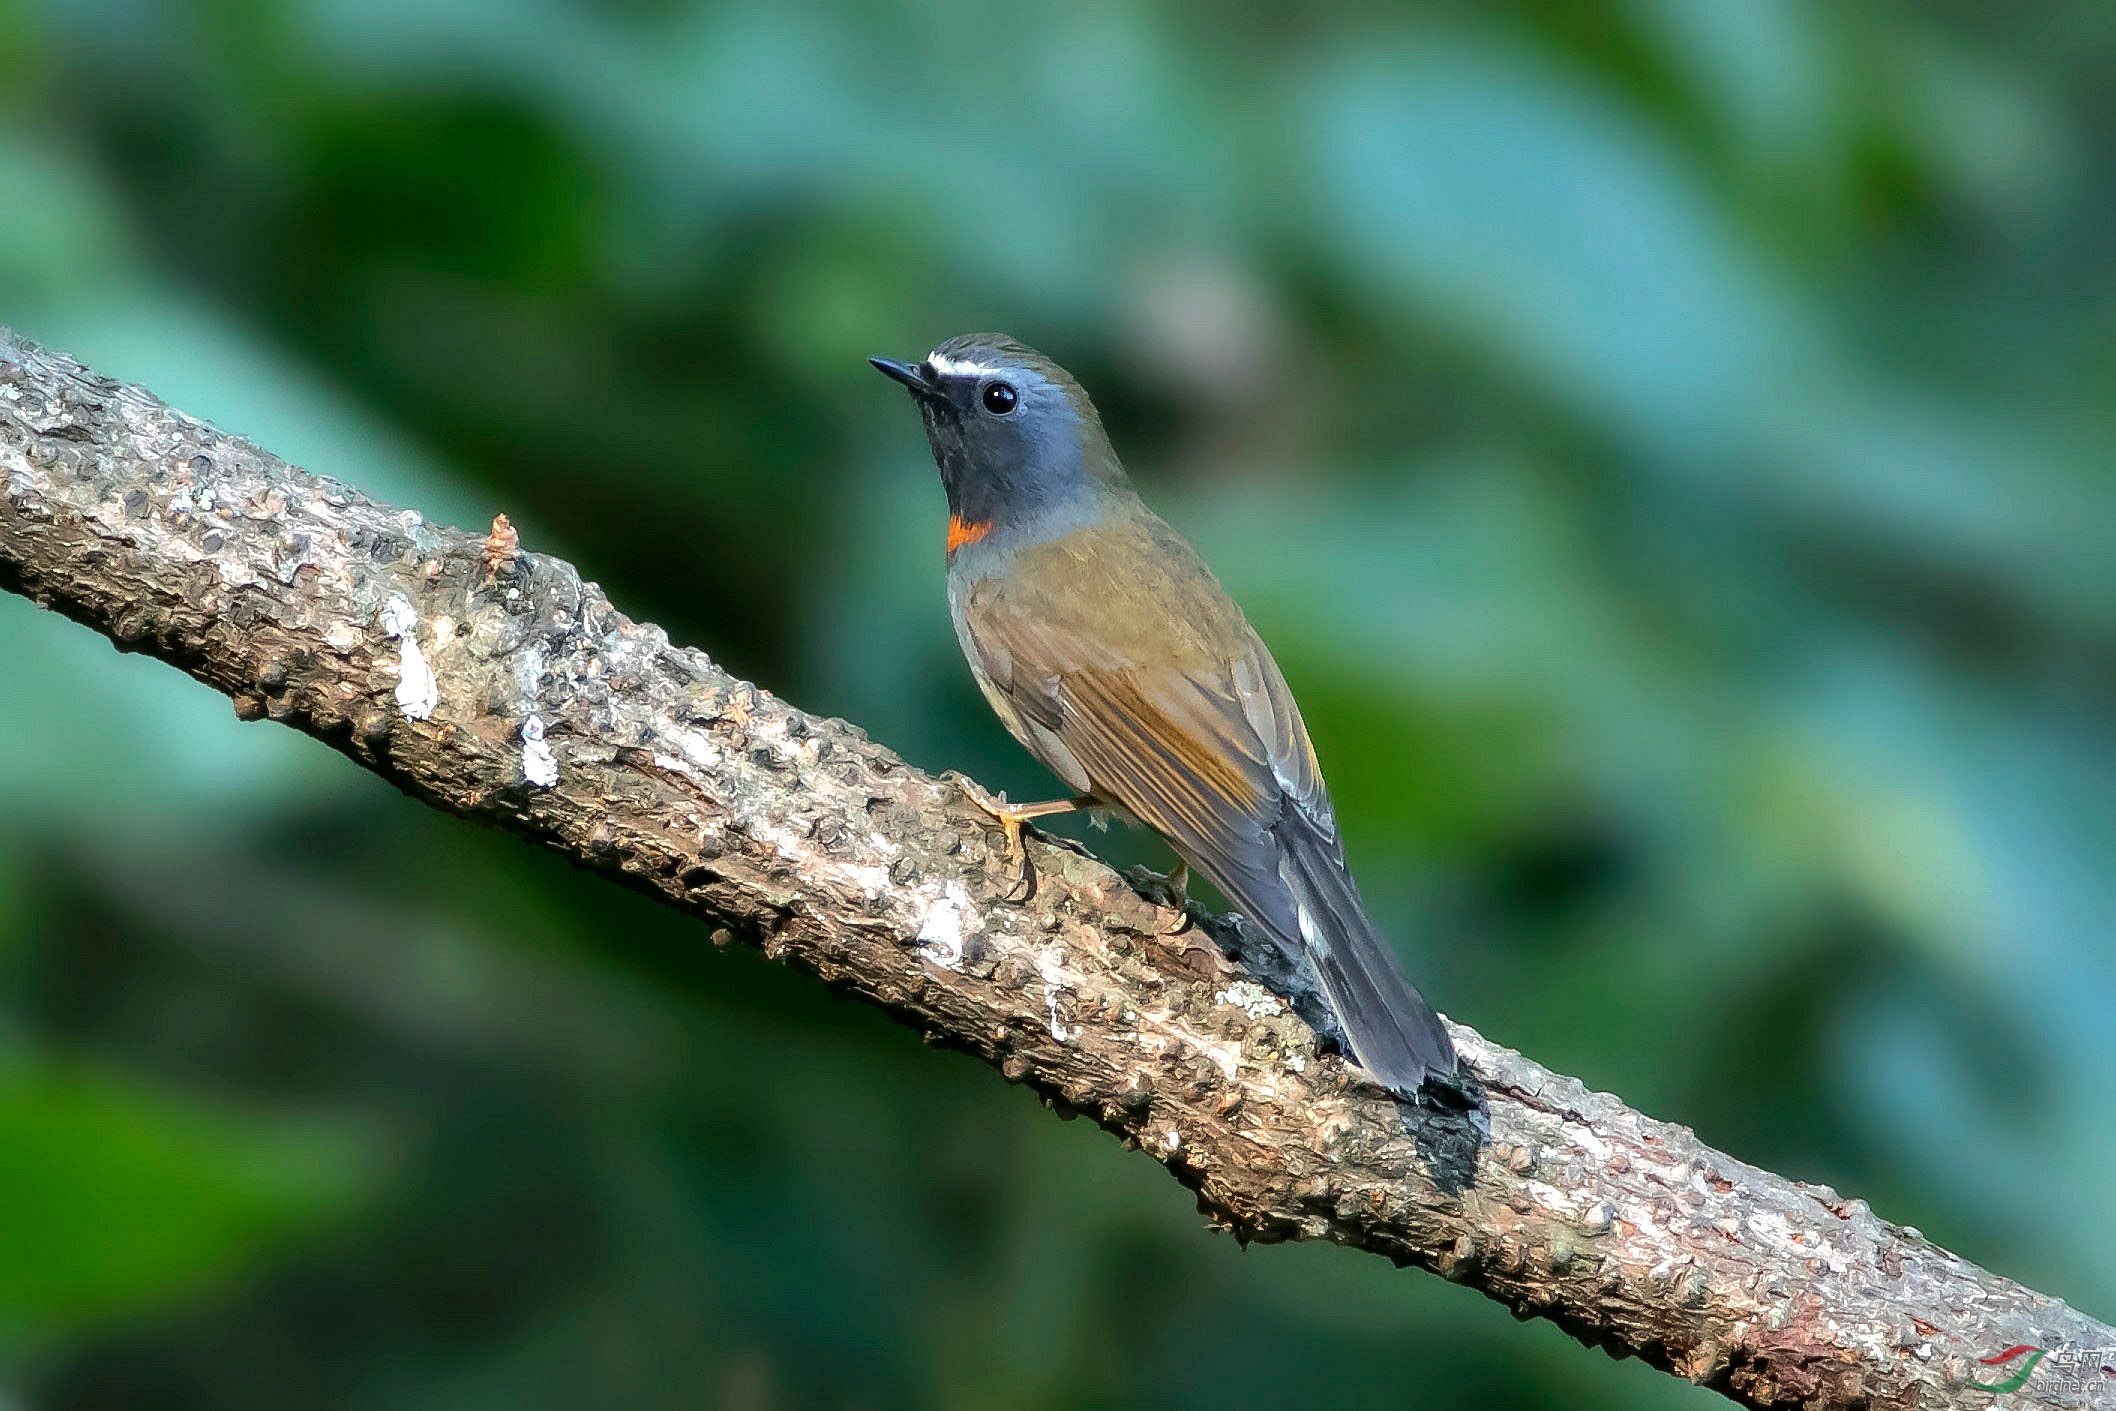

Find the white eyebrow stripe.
xmin=926 ymin=351 xmax=997 ymax=378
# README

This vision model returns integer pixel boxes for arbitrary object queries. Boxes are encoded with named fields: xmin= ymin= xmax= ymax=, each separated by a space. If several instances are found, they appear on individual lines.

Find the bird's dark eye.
xmin=981 ymin=381 xmax=1019 ymax=415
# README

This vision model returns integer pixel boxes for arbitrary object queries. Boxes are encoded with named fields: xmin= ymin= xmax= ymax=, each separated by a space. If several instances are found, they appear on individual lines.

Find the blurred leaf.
xmin=0 ymin=1057 xmax=379 ymax=1333
xmin=1307 ymin=39 xmax=1790 ymax=451
xmin=0 ymin=136 xmax=136 ymax=322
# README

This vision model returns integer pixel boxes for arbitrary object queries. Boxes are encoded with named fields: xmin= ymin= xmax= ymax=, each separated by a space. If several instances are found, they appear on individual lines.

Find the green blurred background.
xmin=3 ymin=1 xmax=2114 ymax=1407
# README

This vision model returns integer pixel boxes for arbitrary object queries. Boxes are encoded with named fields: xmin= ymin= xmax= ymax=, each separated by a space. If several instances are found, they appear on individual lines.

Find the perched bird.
xmin=871 ymin=334 xmax=1458 ymax=1097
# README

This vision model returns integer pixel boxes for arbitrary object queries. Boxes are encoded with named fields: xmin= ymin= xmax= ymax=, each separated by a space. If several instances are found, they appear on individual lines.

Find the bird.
xmin=870 ymin=333 xmax=1459 ymax=1098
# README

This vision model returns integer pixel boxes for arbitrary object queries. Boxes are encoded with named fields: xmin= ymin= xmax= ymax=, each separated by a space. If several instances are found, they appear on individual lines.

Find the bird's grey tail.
xmin=1277 ymin=822 xmax=1458 ymax=1098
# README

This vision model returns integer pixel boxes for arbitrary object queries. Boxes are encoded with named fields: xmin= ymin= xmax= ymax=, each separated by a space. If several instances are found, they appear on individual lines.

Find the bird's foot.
xmin=1122 ymin=861 xmax=1226 ymax=977
xmin=1129 ymin=860 xmax=1192 ymax=936
xmin=957 ymin=779 xmax=1033 ymax=901
xmin=956 ymin=780 xmax=1089 ymax=903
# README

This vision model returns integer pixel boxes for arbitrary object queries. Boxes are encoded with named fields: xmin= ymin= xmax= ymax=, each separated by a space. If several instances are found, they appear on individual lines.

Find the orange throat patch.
xmin=947 ymin=516 xmax=992 ymax=555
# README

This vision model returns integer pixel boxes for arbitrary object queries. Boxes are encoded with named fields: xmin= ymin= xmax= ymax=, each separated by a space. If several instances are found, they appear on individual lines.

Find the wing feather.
xmin=952 ymin=515 xmax=1457 ymax=1091
xmin=962 ymin=571 xmax=1315 ymax=941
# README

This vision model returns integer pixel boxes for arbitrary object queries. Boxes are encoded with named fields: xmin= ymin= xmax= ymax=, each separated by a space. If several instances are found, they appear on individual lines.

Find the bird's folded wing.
xmin=962 ymin=553 xmax=1457 ymax=1090
xmin=963 ymin=591 xmax=1338 ymax=936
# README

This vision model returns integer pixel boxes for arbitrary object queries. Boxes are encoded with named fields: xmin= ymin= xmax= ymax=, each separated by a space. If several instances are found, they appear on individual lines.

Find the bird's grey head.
xmin=871 ymin=333 xmax=1124 ymax=544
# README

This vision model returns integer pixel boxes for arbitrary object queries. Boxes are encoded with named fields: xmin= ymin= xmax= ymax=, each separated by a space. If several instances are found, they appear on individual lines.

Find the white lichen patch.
xmin=521 ymin=714 xmax=558 ymax=787
xmin=916 ymin=882 xmax=972 ymax=969
xmin=674 ymin=728 xmax=721 ymax=772
xmin=1748 ymin=1209 xmax=1792 ymax=1249
xmin=514 ymin=642 xmax=547 ymax=700
xmin=1131 ymin=1009 xmax=1241 ymax=1081
xmin=739 ymin=811 xmax=892 ymax=902
xmin=1037 ymin=949 xmax=1079 ymax=1043
xmin=381 ymin=594 xmax=438 ymax=720
xmin=1522 ymin=1180 xmax=1592 ymax=1215
xmin=1216 ymin=979 xmax=1285 ymax=1019
xmin=832 ymin=863 xmax=889 ymax=902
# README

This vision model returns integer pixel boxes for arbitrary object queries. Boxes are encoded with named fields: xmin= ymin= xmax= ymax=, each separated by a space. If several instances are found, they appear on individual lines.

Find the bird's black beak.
xmin=869 ymin=356 xmax=940 ymax=398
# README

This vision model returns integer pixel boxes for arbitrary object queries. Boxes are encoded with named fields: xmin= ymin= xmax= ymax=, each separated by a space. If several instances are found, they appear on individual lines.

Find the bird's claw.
xmin=1129 ymin=860 xmax=1193 ymax=936
xmin=1125 ymin=874 xmax=1236 ymax=978
xmin=957 ymin=778 xmax=1035 ymax=902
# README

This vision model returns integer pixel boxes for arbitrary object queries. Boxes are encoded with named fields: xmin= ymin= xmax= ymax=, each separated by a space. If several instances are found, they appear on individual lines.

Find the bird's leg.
xmin=957 ymin=780 xmax=1093 ymax=901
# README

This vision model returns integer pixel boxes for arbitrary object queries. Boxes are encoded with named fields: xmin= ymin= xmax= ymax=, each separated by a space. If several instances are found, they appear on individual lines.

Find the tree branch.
xmin=1 ymin=327 xmax=2108 ymax=1410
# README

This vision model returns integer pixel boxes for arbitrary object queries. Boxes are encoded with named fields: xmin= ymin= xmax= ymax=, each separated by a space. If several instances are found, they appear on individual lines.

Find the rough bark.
xmin=1 ymin=327 xmax=2109 ymax=1411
